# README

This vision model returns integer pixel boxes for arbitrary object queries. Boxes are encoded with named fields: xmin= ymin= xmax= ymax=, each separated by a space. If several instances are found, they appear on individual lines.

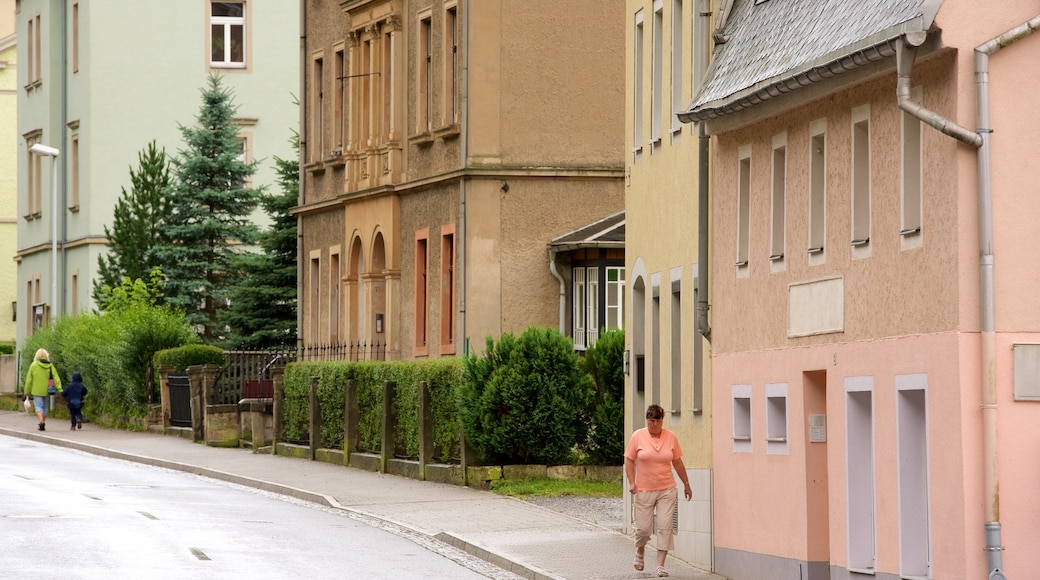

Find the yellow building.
xmin=298 ymin=0 xmax=625 ymax=361
xmin=0 ymin=0 xmax=17 ymax=344
xmin=625 ymin=0 xmax=716 ymax=571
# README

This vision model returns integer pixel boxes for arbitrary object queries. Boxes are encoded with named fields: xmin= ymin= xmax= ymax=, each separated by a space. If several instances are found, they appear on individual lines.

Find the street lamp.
xmin=29 ymin=143 xmax=60 ymax=324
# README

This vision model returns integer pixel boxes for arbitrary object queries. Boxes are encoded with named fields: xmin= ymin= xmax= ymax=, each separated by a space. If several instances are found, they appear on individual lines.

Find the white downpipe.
xmin=548 ymin=248 xmax=566 ymax=334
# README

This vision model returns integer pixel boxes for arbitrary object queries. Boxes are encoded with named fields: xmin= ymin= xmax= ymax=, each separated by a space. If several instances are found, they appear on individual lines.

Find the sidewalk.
xmin=0 ymin=410 xmax=723 ymax=580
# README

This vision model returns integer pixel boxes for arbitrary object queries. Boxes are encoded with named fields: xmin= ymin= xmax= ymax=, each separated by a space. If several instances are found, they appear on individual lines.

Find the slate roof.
xmin=680 ymin=0 xmax=943 ymax=122
xmin=549 ymin=211 xmax=626 ymax=251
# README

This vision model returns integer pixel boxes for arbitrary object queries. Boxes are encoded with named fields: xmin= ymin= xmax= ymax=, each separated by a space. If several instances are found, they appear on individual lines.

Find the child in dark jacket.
xmin=62 ymin=371 xmax=88 ymax=430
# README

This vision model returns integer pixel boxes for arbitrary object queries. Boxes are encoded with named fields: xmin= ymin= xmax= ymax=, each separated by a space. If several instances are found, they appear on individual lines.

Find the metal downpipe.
xmin=296 ymin=0 xmax=307 ymax=355
xmin=696 ymin=122 xmax=711 ymax=343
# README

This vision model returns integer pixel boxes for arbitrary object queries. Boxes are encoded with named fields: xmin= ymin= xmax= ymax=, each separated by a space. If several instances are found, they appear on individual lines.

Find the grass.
xmin=489 ymin=477 xmax=623 ymax=499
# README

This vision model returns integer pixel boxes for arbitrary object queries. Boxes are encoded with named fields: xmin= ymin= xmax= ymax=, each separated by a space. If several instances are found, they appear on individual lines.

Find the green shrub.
xmin=153 ymin=344 xmax=226 ymax=373
xmin=19 ymin=305 xmax=196 ymax=426
xmin=280 ymin=358 xmax=463 ymax=463
xmin=0 ymin=342 xmax=14 ymax=355
xmin=460 ymin=327 xmax=593 ymax=465
xmin=581 ymin=329 xmax=625 ymax=465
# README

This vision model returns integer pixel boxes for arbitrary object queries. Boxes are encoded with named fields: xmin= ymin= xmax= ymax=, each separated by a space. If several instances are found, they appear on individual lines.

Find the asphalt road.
xmin=0 ymin=436 xmax=511 ymax=580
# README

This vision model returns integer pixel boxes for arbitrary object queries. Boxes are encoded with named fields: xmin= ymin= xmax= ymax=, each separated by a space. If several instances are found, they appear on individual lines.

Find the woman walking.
xmin=624 ymin=404 xmax=692 ymax=578
xmin=24 ymin=348 xmax=62 ymax=431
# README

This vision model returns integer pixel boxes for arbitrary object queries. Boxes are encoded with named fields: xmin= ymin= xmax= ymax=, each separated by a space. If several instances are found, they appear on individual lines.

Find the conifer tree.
xmin=92 ymin=141 xmax=172 ymax=307
xmin=150 ymin=74 xmax=262 ymax=341
xmin=221 ymin=133 xmax=299 ymax=349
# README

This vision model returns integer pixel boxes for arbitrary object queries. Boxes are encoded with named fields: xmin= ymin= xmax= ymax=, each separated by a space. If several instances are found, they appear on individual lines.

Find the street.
xmin=0 ymin=435 xmax=510 ymax=580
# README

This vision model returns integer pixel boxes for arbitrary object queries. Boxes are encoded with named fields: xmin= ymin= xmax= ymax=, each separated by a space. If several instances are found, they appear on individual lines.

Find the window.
xmin=573 ymin=268 xmax=586 ymax=349
xmin=605 ymin=266 xmax=625 ymax=331
xmin=440 ymin=226 xmax=456 ymax=353
xmin=670 ymin=276 xmax=681 ymax=412
xmin=25 ymin=132 xmax=43 ymax=218
xmin=71 ymin=270 xmax=79 ymax=315
xmin=360 ymin=38 xmax=372 ymax=146
xmin=736 ymin=145 xmax=751 ymax=269
xmin=651 ymin=0 xmax=663 ymax=145
xmin=26 ymin=15 xmax=33 ymax=85
xmin=901 ymin=87 xmax=923 ymax=246
xmin=70 ymin=133 xmax=80 ymax=209
xmin=851 ymin=105 xmax=871 ymax=251
xmin=72 ymin=3 xmax=79 ymax=73
xmin=766 ymin=383 xmax=788 ymax=454
xmin=444 ymin=4 xmax=459 ymax=125
xmin=311 ymin=55 xmax=324 ymax=162
xmin=651 ymin=285 xmax=660 ymax=404
xmin=670 ymin=0 xmax=683 ymax=135
xmin=210 ymin=2 xmax=246 ymax=69
xmin=334 ymin=47 xmax=345 ymax=149
xmin=691 ymin=268 xmax=702 ymax=412
xmin=330 ymin=250 xmax=340 ymax=343
xmin=808 ymin=119 xmax=826 ymax=258
xmin=26 ymin=12 xmax=43 ymax=87
xmin=418 ymin=15 xmax=432 ymax=134
xmin=309 ymin=252 xmax=320 ymax=342
xmin=633 ymin=10 xmax=644 ymax=158
xmin=731 ymin=384 xmax=751 ymax=453
xmin=415 ymin=230 xmax=429 ymax=355
xmin=770 ymin=133 xmax=786 ymax=265
xmin=382 ymin=29 xmax=391 ymax=140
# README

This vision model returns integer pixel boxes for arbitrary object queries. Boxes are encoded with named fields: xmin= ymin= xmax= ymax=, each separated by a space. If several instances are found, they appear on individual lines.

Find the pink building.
xmin=680 ymin=1 xmax=1040 ymax=578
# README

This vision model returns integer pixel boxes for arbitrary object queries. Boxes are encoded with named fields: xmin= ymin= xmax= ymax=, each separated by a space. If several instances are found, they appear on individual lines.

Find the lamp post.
xmin=29 ymin=143 xmax=60 ymax=324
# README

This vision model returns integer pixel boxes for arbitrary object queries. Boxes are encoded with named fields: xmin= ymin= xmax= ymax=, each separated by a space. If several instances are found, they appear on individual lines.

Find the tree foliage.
xmin=93 ymin=141 xmax=172 ymax=307
xmin=150 ymin=74 xmax=263 ymax=342
xmin=221 ymin=132 xmax=299 ymax=349
xmin=581 ymin=329 xmax=626 ymax=465
xmin=459 ymin=328 xmax=593 ymax=465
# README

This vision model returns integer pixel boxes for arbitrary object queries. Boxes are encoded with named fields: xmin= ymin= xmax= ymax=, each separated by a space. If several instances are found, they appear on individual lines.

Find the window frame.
xmin=209 ymin=1 xmax=248 ymax=71
xmin=851 ymin=104 xmax=871 ymax=256
xmin=414 ymin=229 xmax=430 ymax=357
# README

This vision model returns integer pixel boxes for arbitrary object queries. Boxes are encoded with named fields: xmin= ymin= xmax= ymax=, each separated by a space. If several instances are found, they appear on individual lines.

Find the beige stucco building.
xmin=0 ymin=0 xmax=16 ymax=344
xmin=681 ymin=1 xmax=1040 ymax=578
xmin=624 ymin=0 xmax=716 ymax=571
xmin=298 ymin=0 xmax=625 ymax=361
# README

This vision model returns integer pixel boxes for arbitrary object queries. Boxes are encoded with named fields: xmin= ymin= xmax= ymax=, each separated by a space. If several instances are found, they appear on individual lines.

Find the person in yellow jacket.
xmin=24 ymin=348 xmax=62 ymax=431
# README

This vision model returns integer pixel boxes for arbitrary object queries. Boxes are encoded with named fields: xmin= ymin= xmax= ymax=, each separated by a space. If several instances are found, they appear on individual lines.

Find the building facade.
xmin=624 ymin=0 xmax=716 ymax=571
xmin=681 ymin=1 xmax=1040 ymax=578
xmin=1 ymin=0 xmax=17 ymax=343
xmin=298 ymin=0 xmax=625 ymax=361
xmin=15 ymin=0 xmax=298 ymax=346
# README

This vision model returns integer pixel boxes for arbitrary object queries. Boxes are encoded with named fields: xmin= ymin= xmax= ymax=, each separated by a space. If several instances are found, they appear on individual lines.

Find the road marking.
xmin=190 ymin=548 xmax=211 ymax=561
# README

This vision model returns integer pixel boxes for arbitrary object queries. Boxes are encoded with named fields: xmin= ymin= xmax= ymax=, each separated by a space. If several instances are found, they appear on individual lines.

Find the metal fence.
xmin=298 ymin=341 xmax=386 ymax=362
xmin=208 ymin=341 xmax=387 ymax=405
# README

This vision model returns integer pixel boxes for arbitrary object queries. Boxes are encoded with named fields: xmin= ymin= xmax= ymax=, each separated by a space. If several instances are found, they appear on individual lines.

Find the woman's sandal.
xmin=633 ymin=550 xmax=644 ymax=571
xmin=656 ymin=565 xmax=669 ymax=577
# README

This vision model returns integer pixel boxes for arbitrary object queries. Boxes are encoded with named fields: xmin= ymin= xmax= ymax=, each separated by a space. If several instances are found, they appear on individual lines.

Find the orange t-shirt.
xmin=624 ymin=428 xmax=683 ymax=492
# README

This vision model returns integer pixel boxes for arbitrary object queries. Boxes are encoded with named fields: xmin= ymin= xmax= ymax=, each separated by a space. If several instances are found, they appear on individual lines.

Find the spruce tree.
xmin=92 ymin=141 xmax=172 ymax=307
xmin=150 ymin=74 xmax=262 ymax=341
xmin=221 ymin=133 xmax=299 ymax=349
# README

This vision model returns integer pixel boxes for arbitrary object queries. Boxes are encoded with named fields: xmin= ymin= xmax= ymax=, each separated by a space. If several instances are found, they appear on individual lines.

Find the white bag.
xmin=24 ymin=397 xmax=32 ymax=412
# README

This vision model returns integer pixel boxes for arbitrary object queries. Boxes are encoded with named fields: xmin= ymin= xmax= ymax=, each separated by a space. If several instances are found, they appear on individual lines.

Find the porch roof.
xmin=549 ymin=210 xmax=626 ymax=252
